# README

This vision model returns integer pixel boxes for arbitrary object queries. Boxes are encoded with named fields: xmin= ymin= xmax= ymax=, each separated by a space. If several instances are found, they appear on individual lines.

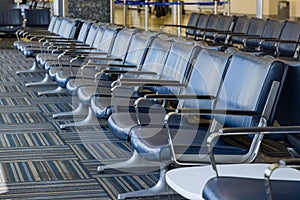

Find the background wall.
xmin=68 ymin=0 xmax=110 ymax=22
xmin=0 ymin=0 xmax=14 ymax=10
xmin=183 ymin=0 xmax=297 ymax=19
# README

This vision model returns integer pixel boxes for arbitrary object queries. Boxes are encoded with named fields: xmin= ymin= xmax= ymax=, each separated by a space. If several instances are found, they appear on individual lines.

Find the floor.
xmin=0 ymin=7 xmax=292 ymax=200
xmin=114 ymin=6 xmax=191 ymax=35
xmin=0 ymin=36 xmax=185 ymax=199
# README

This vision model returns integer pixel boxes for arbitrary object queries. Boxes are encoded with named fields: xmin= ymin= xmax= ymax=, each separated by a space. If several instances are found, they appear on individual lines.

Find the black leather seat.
xmin=14 ymin=16 xmax=60 ymax=51
xmin=275 ymin=21 xmax=300 ymax=59
xmin=257 ymin=20 xmax=300 ymax=58
xmin=228 ymin=20 xmax=300 ymax=60
xmin=206 ymin=15 xmax=250 ymax=50
xmin=37 ymin=20 xmax=94 ymax=68
xmin=62 ymin=24 xmax=125 ymax=96
xmin=203 ymin=176 xmax=300 ymax=200
xmin=119 ymin=52 xmax=286 ymax=199
xmin=193 ymin=13 xmax=210 ymax=40
xmin=203 ymin=15 xmax=237 ymax=44
xmin=195 ymin=14 xmax=220 ymax=40
xmin=24 ymin=9 xmax=51 ymax=30
xmin=185 ymin=13 xmax=201 ymax=37
xmin=199 ymin=125 xmax=300 ymax=200
xmin=242 ymin=18 xmax=285 ymax=51
xmin=90 ymin=34 xmax=174 ymax=120
xmin=24 ymin=23 xmax=113 ymax=89
xmin=0 ymin=9 xmax=22 ymax=36
xmin=21 ymin=18 xmax=81 ymax=57
xmin=231 ymin=17 xmax=267 ymax=48
xmin=57 ymin=30 xmax=157 ymax=129
xmin=106 ymin=40 xmax=202 ymax=143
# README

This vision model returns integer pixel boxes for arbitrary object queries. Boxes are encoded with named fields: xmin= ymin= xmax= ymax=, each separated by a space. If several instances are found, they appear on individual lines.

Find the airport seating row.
xmin=13 ymin=14 xmax=300 ymax=199
xmin=171 ymin=13 xmax=300 ymax=61
xmin=0 ymin=8 xmax=50 ymax=36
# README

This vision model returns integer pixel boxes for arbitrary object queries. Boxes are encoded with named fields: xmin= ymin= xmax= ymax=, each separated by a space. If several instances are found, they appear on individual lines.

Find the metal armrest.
xmin=65 ymin=54 xmax=121 ymax=66
xmin=176 ymin=108 xmax=258 ymax=116
xmin=213 ymin=30 xmax=233 ymax=34
xmin=206 ymin=125 xmax=300 ymax=176
xmin=118 ymin=76 xmax=164 ymax=82
xmin=220 ymin=126 xmax=300 ymax=134
xmin=93 ymin=64 xmax=139 ymax=79
xmin=277 ymin=40 xmax=300 ymax=44
xmin=264 ymin=158 xmax=300 ymax=200
xmin=101 ymin=70 xmax=156 ymax=75
xmin=278 ymin=158 xmax=300 ymax=166
xmin=60 ymin=47 xmax=96 ymax=51
xmin=46 ymin=38 xmax=78 ymax=42
xmin=119 ymin=80 xmax=182 ymax=87
xmin=243 ymin=35 xmax=261 ymax=39
xmin=51 ymin=43 xmax=89 ymax=47
xmin=135 ymin=94 xmax=213 ymax=110
xmin=144 ymin=94 xmax=216 ymax=100
xmin=261 ymin=38 xmax=280 ymax=42
xmin=196 ymin=28 xmax=217 ymax=32
xmin=96 ymin=63 xmax=137 ymax=68
xmin=230 ymin=33 xmax=247 ymax=36
xmin=49 ymin=45 xmax=91 ymax=52
xmin=164 ymin=24 xmax=194 ymax=29
xmin=133 ymin=94 xmax=215 ymax=125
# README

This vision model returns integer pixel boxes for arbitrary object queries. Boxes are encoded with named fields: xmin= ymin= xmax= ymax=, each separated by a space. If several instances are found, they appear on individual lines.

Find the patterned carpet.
xmin=0 ymin=38 xmax=185 ymax=199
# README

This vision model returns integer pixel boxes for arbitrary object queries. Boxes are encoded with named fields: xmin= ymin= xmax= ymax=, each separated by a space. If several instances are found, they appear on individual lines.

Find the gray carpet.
xmin=0 ymin=38 xmax=185 ymax=199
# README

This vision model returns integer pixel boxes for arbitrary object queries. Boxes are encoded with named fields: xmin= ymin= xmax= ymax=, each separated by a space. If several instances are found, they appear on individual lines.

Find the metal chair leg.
xmin=25 ymin=74 xmax=56 ymax=87
xmin=117 ymin=166 xmax=175 ymax=200
xmin=59 ymin=107 xmax=99 ymax=129
xmin=52 ymin=102 xmax=88 ymax=119
xmin=16 ymin=60 xmax=43 ymax=74
xmin=97 ymin=150 xmax=160 ymax=173
xmin=38 ymin=86 xmax=67 ymax=96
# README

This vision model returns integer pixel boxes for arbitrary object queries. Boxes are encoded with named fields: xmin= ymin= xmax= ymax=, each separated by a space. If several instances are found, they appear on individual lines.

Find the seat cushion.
xmin=90 ymin=95 xmax=113 ymax=119
xmin=77 ymin=85 xmax=111 ymax=105
xmin=203 ymin=177 xmax=300 ymax=200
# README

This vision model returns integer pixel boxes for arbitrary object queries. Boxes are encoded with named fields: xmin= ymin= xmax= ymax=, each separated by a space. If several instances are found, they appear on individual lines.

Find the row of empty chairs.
xmin=13 ymin=13 xmax=300 ymax=199
xmin=172 ymin=13 xmax=300 ymax=61
xmin=0 ymin=8 xmax=50 ymax=36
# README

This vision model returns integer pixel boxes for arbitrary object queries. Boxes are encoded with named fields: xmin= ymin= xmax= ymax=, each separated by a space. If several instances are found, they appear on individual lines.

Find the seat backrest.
xmin=0 ymin=9 xmax=22 ymax=26
xmin=108 ymin=28 xmax=139 ymax=62
xmin=75 ymin=21 xmax=93 ymax=43
xmin=214 ymin=52 xmax=286 ymax=128
xmin=204 ymin=15 xmax=235 ymax=41
xmin=246 ymin=19 xmax=285 ymax=49
xmin=51 ymin=17 xmax=63 ymax=35
xmin=277 ymin=21 xmax=300 ymax=57
xmin=59 ymin=19 xmax=80 ymax=39
xmin=182 ymin=49 xmax=231 ymax=109
xmin=262 ymin=19 xmax=285 ymax=38
xmin=276 ymin=63 xmax=300 ymax=126
xmin=206 ymin=14 xmax=221 ymax=30
xmin=157 ymin=40 xmax=201 ymax=94
xmin=186 ymin=13 xmax=201 ymax=37
xmin=194 ymin=14 xmax=210 ymax=38
xmin=93 ymin=25 xmax=122 ymax=53
xmin=56 ymin=18 xmax=71 ymax=37
xmin=231 ymin=16 xmax=250 ymax=35
xmin=88 ymin=23 xmax=106 ymax=48
xmin=139 ymin=35 xmax=173 ymax=76
xmin=246 ymin=18 xmax=267 ymax=36
xmin=212 ymin=15 xmax=237 ymax=43
xmin=122 ymin=31 xmax=156 ymax=67
xmin=196 ymin=14 xmax=220 ymax=38
xmin=47 ymin=16 xmax=58 ymax=32
xmin=231 ymin=17 xmax=266 ymax=46
xmin=24 ymin=9 xmax=51 ymax=29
